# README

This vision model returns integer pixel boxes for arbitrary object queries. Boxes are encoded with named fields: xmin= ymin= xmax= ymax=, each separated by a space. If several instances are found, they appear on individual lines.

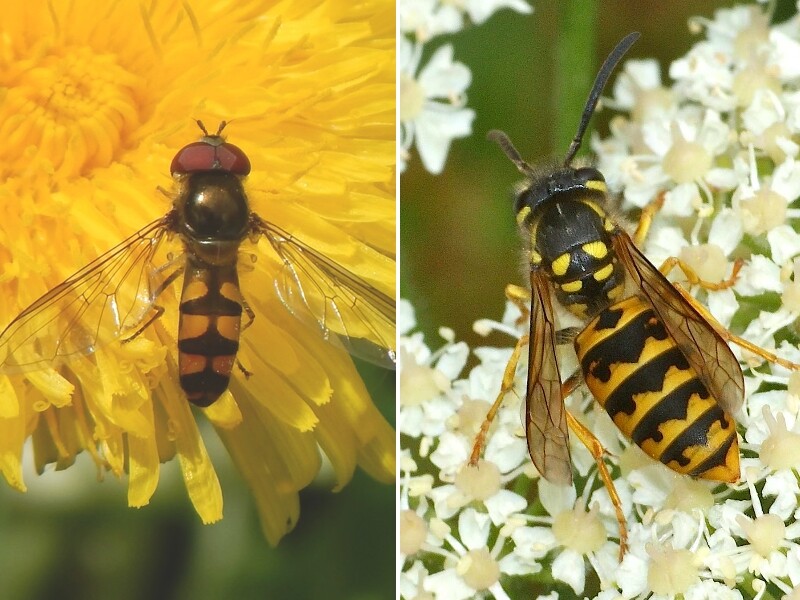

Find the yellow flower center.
xmin=647 ymin=545 xmax=699 ymax=595
xmin=738 ymin=514 xmax=786 ymax=557
xmin=455 ymin=460 xmax=501 ymax=501
xmin=552 ymin=503 xmax=606 ymax=554
xmin=400 ymin=510 xmax=428 ymax=555
xmin=662 ymin=138 xmax=711 ymax=184
xmin=739 ymin=188 xmax=787 ymax=235
xmin=1 ymin=45 xmax=139 ymax=178
xmin=457 ymin=548 xmax=500 ymax=591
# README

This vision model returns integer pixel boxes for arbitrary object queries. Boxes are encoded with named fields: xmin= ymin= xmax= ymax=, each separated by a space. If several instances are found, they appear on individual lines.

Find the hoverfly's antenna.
xmin=563 ymin=32 xmax=640 ymax=166
xmin=195 ymin=120 xmax=228 ymax=138
xmin=487 ymin=129 xmax=537 ymax=179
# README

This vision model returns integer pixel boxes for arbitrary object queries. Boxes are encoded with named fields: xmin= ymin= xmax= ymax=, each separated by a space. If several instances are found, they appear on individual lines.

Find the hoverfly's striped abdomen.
xmin=178 ymin=257 xmax=243 ymax=407
xmin=574 ymin=296 xmax=739 ymax=482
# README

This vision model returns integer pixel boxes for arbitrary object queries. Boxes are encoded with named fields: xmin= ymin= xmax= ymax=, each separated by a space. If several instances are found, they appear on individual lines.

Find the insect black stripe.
xmin=581 ymin=307 xmax=669 ymax=383
xmin=630 ymin=375 xmax=710 ymax=445
xmin=603 ymin=346 xmax=690 ymax=419
xmin=689 ymin=431 xmax=737 ymax=477
xmin=178 ymin=324 xmax=239 ymax=356
xmin=659 ymin=404 xmax=731 ymax=468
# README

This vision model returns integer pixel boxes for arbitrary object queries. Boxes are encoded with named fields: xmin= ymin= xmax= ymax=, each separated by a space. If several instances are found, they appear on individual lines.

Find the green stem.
xmin=554 ymin=2 xmax=599 ymax=158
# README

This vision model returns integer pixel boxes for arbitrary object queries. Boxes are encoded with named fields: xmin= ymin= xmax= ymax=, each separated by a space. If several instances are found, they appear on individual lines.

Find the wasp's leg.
xmin=632 ymin=193 xmax=666 ymax=246
xmin=659 ymin=256 xmax=744 ymax=291
xmin=469 ymin=332 xmax=529 ymax=465
xmin=506 ymin=283 xmax=531 ymax=326
xmin=562 ymin=370 xmax=628 ymax=560
xmin=667 ymin=280 xmax=800 ymax=371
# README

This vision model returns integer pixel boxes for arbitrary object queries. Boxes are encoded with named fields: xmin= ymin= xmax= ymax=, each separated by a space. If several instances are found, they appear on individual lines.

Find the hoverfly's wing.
xmin=253 ymin=217 xmax=396 ymax=369
xmin=0 ymin=216 xmax=180 ymax=373
xmin=612 ymin=231 xmax=745 ymax=415
xmin=526 ymin=269 xmax=573 ymax=485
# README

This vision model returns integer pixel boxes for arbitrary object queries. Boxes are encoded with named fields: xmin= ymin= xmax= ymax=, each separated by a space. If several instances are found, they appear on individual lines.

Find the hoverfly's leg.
xmin=469 ymin=333 xmax=529 ymax=465
xmin=658 ymin=256 xmax=744 ymax=291
xmin=667 ymin=282 xmax=800 ymax=371
xmin=241 ymin=297 xmax=255 ymax=332
xmin=632 ymin=192 xmax=666 ymax=246
xmin=506 ymin=283 xmax=531 ymax=326
xmin=122 ymin=262 xmax=184 ymax=343
xmin=236 ymin=360 xmax=253 ymax=379
xmin=122 ymin=305 xmax=165 ymax=343
xmin=565 ymin=407 xmax=629 ymax=560
xmin=235 ymin=296 xmax=256 ymax=377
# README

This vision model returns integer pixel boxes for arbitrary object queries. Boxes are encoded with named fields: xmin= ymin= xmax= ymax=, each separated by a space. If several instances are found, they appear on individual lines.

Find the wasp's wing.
xmin=254 ymin=217 xmax=396 ymax=368
xmin=526 ymin=269 xmax=572 ymax=485
xmin=0 ymin=216 xmax=179 ymax=373
xmin=612 ymin=231 xmax=744 ymax=415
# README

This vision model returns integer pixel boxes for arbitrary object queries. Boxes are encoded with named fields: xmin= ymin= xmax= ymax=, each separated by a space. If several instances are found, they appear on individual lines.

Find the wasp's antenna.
xmin=488 ymin=129 xmax=537 ymax=179
xmin=563 ymin=32 xmax=640 ymax=166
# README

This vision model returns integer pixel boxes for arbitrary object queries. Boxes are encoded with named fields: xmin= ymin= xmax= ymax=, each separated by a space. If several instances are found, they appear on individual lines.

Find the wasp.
xmin=0 ymin=121 xmax=395 ymax=406
xmin=469 ymin=32 xmax=800 ymax=557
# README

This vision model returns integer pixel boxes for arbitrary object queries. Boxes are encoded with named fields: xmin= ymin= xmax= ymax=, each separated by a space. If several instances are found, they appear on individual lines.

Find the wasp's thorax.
xmin=517 ymin=167 xmax=626 ymax=319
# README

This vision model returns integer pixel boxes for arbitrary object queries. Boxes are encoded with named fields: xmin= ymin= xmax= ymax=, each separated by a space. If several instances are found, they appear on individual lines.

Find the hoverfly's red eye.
xmin=170 ymin=141 xmax=252 ymax=176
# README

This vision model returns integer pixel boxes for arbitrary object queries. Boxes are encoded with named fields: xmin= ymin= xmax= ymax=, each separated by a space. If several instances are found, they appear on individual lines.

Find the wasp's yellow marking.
xmin=604 ymin=219 xmax=615 ymax=232
xmin=580 ymin=199 xmax=606 ymax=219
xmin=517 ymin=205 xmax=532 ymax=225
xmin=582 ymin=241 xmax=608 ymax=259
xmin=561 ymin=280 xmax=582 ymax=293
xmin=608 ymin=283 xmax=625 ymax=301
xmin=586 ymin=180 xmax=607 ymax=193
xmin=531 ymin=250 xmax=542 ymax=265
xmin=594 ymin=263 xmax=614 ymax=282
xmin=551 ymin=253 xmax=571 ymax=277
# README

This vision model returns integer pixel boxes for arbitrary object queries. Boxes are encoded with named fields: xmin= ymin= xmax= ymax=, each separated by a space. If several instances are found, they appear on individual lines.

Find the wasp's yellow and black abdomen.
xmin=574 ymin=296 xmax=739 ymax=482
xmin=178 ymin=257 xmax=243 ymax=407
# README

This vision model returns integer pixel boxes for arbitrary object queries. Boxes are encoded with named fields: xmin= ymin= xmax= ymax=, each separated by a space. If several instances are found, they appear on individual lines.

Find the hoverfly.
xmin=469 ymin=32 xmax=800 ymax=556
xmin=0 ymin=121 xmax=395 ymax=406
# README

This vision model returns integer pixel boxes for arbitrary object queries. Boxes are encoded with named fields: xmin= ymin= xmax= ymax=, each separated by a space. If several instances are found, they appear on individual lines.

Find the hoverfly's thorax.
xmin=177 ymin=171 xmax=251 ymax=243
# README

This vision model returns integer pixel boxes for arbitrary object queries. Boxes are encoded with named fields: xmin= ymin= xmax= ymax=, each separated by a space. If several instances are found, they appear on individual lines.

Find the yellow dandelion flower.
xmin=0 ymin=0 xmax=395 ymax=545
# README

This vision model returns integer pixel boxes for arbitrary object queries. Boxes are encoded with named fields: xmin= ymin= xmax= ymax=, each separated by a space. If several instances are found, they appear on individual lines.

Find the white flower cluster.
xmin=401 ymin=5 xmax=800 ymax=599
xmin=399 ymin=0 xmax=532 ymax=174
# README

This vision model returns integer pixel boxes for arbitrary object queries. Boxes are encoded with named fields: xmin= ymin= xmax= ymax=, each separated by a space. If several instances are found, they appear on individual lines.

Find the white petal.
xmin=415 ymin=105 xmax=475 ymax=174
xmin=419 ymin=45 xmax=472 ymax=96
xmin=734 ymin=254 xmax=783 ymax=295
xmin=552 ymin=550 xmax=586 ymax=594
xmin=464 ymin=0 xmax=533 ymax=24
xmin=458 ymin=507 xmax=492 ymax=549
xmin=708 ymin=208 xmax=744 ymax=255
xmin=767 ymin=225 xmax=800 ymax=264
xmin=538 ymin=478 xmax=576 ymax=517
xmin=485 ymin=489 xmax=528 ymax=524
xmin=424 ymin=568 xmax=478 ymax=600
